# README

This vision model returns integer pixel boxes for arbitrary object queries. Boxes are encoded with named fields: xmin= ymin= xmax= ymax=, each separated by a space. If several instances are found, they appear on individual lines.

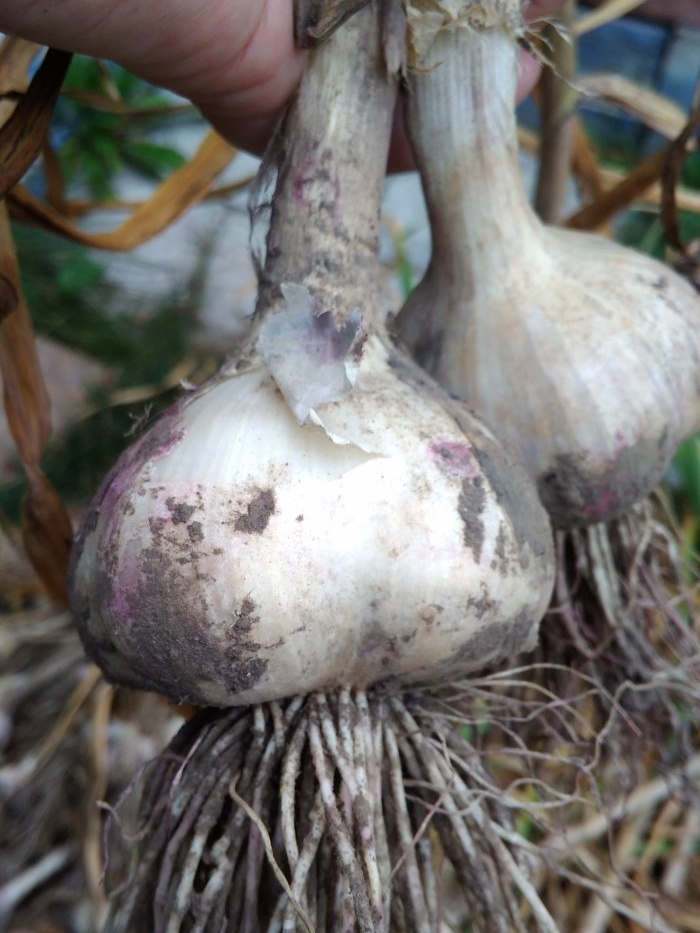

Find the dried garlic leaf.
xmin=0 ymin=204 xmax=73 ymax=604
xmin=6 ymin=130 xmax=236 ymax=251
xmin=0 ymin=47 xmax=71 ymax=199
xmin=22 ymin=467 xmax=73 ymax=606
xmin=0 ymin=204 xmax=51 ymax=463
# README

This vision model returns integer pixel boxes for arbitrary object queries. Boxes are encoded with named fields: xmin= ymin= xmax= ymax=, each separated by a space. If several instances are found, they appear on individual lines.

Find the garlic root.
xmin=542 ymin=499 xmax=700 ymax=754
xmin=103 ymin=687 xmax=572 ymax=933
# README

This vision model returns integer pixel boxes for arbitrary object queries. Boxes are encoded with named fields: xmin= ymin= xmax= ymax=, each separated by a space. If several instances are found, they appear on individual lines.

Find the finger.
xmin=0 ymin=0 xmax=304 ymax=154
xmin=523 ymin=0 xmax=566 ymax=22
xmin=187 ymin=0 xmax=304 ymax=152
xmin=516 ymin=47 xmax=543 ymax=103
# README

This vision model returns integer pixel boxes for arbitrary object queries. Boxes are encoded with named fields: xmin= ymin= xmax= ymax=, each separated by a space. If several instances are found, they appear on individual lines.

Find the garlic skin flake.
xmin=68 ymin=335 xmax=554 ymax=707
xmin=396 ymin=1 xmax=700 ymax=528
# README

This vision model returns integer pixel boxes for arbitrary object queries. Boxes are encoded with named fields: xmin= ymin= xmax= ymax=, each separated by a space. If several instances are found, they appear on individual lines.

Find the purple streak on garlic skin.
xmin=73 ymin=405 xmax=186 ymax=558
xmin=292 ymin=154 xmax=314 ymax=206
xmin=430 ymin=439 xmax=483 ymax=480
xmin=582 ymin=490 xmax=621 ymax=522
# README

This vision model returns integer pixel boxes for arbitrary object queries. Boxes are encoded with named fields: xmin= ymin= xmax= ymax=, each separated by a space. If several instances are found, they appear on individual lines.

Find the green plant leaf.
xmin=120 ymin=140 xmax=186 ymax=178
xmin=673 ymin=434 xmax=700 ymax=518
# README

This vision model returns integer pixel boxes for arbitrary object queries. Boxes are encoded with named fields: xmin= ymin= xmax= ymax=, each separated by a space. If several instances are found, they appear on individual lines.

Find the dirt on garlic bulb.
xmin=69 ymin=325 xmax=554 ymax=707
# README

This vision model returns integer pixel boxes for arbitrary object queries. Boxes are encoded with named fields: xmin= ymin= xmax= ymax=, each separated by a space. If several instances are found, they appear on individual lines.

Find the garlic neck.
xmin=406 ymin=17 xmax=544 ymax=274
xmin=256 ymin=0 xmax=397 ymax=328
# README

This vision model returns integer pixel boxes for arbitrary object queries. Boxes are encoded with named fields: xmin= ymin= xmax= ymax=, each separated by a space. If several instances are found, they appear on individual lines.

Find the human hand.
xmin=0 ymin=0 xmax=565 ymax=165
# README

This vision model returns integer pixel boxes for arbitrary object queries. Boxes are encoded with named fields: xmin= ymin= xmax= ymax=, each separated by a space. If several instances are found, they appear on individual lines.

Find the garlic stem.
xmin=404 ymin=7 xmax=543 ymax=273
xmin=257 ymin=0 xmax=397 ymax=329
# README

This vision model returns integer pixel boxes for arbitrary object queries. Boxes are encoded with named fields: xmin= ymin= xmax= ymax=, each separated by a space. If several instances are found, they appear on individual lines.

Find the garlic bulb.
xmin=395 ymin=0 xmax=700 ymax=529
xmin=68 ymin=1 xmax=554 ymax=708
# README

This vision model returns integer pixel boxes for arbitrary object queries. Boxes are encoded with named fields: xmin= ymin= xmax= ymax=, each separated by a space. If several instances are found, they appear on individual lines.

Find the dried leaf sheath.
xmin=7 ymin=131 xmax=236 ymax=251
xmin=0 ymin=205 xmax=72 ymax=603
xmin=0 ymin=38 xmax=74 ymax=601
xmin=0 ymin=47 xmax=71 ymax=199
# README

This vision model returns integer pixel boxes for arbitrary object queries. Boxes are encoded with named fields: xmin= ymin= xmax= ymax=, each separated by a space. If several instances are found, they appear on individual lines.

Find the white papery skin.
xmin=68 ymin=335 xmax=554 ymax=706
xmin=396 ymin=1 xmax=700 ymax=528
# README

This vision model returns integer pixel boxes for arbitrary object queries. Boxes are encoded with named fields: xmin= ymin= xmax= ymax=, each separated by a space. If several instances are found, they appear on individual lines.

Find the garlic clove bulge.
xmin=395 ymin=0 xmax=700 ymax=529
